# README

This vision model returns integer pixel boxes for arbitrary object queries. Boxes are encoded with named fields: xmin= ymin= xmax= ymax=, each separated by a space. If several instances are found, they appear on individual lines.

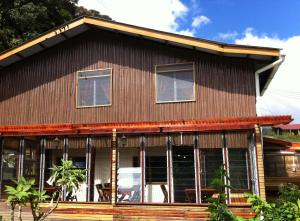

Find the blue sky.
xmin=79 ymin=0 xmax=300 ymax=123
xmin=176 ymin=0 xmax=300 ymax=42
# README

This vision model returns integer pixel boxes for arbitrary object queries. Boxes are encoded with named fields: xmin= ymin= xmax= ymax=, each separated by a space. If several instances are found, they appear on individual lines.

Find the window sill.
xmin=76 ymin=104 xmax=112 ymax=109
xmin=156 ymin=99 xmax=196 ymax=104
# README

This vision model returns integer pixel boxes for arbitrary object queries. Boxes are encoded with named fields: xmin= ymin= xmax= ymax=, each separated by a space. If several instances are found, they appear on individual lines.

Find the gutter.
xmin=255 ymin=55 xmax=285 ymax=115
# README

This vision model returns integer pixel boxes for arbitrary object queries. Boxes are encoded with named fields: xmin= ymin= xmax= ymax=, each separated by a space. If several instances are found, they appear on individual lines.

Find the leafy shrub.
xmin=5 ymin=160 xmax=86 ymax=221
xmin=207 ymin=166 xmax=300 ymax=221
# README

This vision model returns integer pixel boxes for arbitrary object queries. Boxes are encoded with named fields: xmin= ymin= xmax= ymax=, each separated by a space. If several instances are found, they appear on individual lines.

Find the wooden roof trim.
xmin=84 ymin=17 xmax=280 ymax=57
xmin=264 ymin=137 xmax=300 ymax=148
xmin=0 ymin=116 xmax=292 ymax=136
xmin=0 ymin=19 xmax=85 ymax=61
xmin=0 ymin=17 xmax=280 ymax=62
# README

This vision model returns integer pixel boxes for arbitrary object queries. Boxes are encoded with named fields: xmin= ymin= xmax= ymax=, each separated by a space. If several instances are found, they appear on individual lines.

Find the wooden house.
xmin=0 ymin=16 xmax=292 ymax=220
xmin=263 ymin=137 xmax=300 ymax=200
xmin=273 ymin=124 xmax=300 ymax=135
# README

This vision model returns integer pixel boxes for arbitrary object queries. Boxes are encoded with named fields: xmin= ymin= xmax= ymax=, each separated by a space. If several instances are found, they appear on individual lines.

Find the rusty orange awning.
xmin=0 ymin=115 xmax=292 ymax=136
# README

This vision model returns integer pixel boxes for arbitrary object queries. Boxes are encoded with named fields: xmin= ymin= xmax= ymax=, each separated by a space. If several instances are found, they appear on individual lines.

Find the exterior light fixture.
xmin=119 ymin=135 xmax=127 ymax=147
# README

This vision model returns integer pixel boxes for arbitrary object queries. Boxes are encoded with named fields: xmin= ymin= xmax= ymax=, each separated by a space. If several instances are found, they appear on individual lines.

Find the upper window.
xmin=77 ymin=69 xmax=112 ymax=107
xmin=156 ymin=63 xmax=195 ymax=103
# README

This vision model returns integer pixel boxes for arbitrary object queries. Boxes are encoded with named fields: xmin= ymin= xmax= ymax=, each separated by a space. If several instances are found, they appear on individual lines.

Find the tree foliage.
xmin=0 ymin=0 xmax=111 ymax=52
xmin=5 ymin=160 xmax=86 ymax=221
xmin=207 ymin=167 xmax=300 ymax=221
xmin=245 ymin=184 xmax=300 ymax=221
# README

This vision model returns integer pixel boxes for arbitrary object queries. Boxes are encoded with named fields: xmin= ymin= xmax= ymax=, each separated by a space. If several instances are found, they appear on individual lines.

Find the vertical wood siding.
xmin=0 ymin=30 xmax=256 ymax=126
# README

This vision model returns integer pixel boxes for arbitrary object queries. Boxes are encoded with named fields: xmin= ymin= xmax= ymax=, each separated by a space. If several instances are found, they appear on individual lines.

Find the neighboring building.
xmin=0 ymin=17 xmax=291 ymax=220
xmin=263 ymin=137 xmax=300 ymax=200
xmin=273 ymin=124 xmax=300 ymax=135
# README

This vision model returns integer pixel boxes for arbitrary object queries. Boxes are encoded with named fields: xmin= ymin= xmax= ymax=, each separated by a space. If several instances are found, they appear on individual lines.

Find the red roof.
xmin=0 ymin=115 xmax=292 ymax=136
xmin=274 ymin=124 xmax=300 ymax=130
xmin=264 ymin=137 xmax=300 ymax=151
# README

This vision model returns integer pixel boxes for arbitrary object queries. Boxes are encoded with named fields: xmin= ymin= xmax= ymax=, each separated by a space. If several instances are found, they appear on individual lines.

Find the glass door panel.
xmin=23 ymin=137 xmax=40 ymax=185
xmin=117 ymin=136 xmax=141 ymax=203
xmin=172 ymin=146 xmax=195 ymax=203
xmin=1 ymin=138 xmax=20 ymax=199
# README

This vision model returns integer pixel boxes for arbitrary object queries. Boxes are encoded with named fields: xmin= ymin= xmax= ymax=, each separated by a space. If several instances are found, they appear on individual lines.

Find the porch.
xmin=0 ymin=202 xmax=255 ymax=220
xmin=0 ymin=116 xmax=292 ymax=220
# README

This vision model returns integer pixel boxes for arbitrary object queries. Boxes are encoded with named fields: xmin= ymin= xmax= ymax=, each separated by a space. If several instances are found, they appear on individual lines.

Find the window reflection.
xmin=91 ymin=136 xmax=111 ymax=202
xmin=200 ymin=149 xmax=223 ymax=203
xmin=172 ymin=146 xmax=195 ymax=203
xmin=145 ymin=144 xmax=168 ymax=203
xmin=1 ymin=138 xmax=20 ymax=199
xmin=117 ymin=136 xmax=141 ymax=203
xmin=23 ymin=137 xmax=40 ymax=185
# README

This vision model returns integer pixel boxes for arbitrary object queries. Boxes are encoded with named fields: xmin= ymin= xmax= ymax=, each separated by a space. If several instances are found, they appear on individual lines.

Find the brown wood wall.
xmin=0 ymin=30 xmax=256 ymax=126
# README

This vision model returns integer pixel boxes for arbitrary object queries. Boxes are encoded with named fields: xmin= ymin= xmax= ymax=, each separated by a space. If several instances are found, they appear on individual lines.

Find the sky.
xmin=78 ymin=0 xmax=300 ymax=123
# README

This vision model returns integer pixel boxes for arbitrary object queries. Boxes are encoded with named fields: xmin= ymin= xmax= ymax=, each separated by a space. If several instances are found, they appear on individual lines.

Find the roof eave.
xmin=0 ymin=16 xmax=281 ymax=68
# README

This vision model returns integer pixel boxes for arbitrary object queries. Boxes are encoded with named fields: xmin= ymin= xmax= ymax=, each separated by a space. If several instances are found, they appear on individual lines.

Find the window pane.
xmin=144 ymin=139 xmax=168 ymax=203
xmin=23 ymin=137 xmax=40 ymax=186
xmin=175 ymin=71 xmax=194 ymax=100
xmin=264 ymin=154 xmax=288 ymax=177
xmin=78 ymin=78 xmax=95 ymax=106
xmin=172 ymin=145 xmax=195 ymax=203
xmin=200 ymin=149 xmax=223 ymax=203
xmin=156 ymin=73 xmax=175 ymax=102
xmin=1 ymin=138 xmax=20 ymax=199
xmin=77 ymin=70 xmax=111 ymax=107
xmin=117 ymin=136 xmax=141 ymax=203
xmin=44 ymin=137 xmax=64 ymax=200
xmin=95 ymin=77 xmax=110 ymax=105
xmin=228 ymin=149 xmax=249 ymax=190
xmin=156 ymin=63 xmax=194 ymax=102
xmin=91 ymin=136 xmax=111 ymax=202
xmin=78 ymin=69 xmax=111 ymax=78
xmin=68 ymin=137 xmax=87 ymax=202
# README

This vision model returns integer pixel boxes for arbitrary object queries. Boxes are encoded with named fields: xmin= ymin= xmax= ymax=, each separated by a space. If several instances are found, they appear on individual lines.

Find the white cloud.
xmin=235 ymin=27 xmax=284 ymax=48
xmin=218 ymin=31 xmax=238 ymax=40
xmin=78 ymin=0 xmax=188 ymax=33
xmin=177 ymin=29 xmax=195 ymax=37
xmin=191 ymin=15 xmax=210 ymax=28
xmin=235 ymin=28 xmax=300 ymax=123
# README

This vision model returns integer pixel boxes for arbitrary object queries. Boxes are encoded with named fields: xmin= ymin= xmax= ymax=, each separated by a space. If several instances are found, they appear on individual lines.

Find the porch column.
xmin=254 ymin=125 xmax=266 ymax=200
xmin=111 ymin=129 xmax=117 ymax=205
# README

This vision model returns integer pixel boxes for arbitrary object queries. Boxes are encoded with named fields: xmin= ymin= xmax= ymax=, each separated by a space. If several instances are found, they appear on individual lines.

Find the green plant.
xmin=5 ymin=177 xmax=31 ymax=221
xmin=278 ymin=183 xmax=300 ymax=203
xmin=207 ymin=169 xmax=300 ymax=221
xmin=207 ymin=167 xmax=240 ymax=221
xmin=207 ymin=167 xmax=258 ymax=221
xmin=37 ymin=159 xmax=86 ymax=220
xmin=245 ymin=184 xmax=300 ymax=221
xmin=5 ymin=177 xmax=49 ymax=221
xmin=48 ymin=159 xmax=86 ymax=199
xmin=5 ymin=160 xmax=86 ymax=221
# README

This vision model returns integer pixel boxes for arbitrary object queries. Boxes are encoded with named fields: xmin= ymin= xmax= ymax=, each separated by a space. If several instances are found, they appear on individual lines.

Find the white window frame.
xmin=155 ymin=62 xmax=196 ymax=103
xmin=76 ymin=68 xmax=112 ymax=108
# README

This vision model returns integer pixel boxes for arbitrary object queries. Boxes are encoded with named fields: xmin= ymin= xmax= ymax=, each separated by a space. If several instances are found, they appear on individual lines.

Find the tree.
xmin=5 ymin=177 xmax=33 ymax=221
xmin=5 ymin=160 xmax=86 ymax=221
xmin=0 ymin=0 xmax=111 ymax=52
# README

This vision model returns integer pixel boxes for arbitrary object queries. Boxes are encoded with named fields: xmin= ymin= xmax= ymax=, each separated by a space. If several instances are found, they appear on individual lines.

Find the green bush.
xmin=207 ymin=166 xmax=300 ymax=221
xmin=5 ymin=160 xmax=86 ymax=221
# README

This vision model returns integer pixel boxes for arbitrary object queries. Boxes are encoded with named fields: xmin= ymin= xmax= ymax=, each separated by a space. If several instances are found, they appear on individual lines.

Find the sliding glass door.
xmin=0 ymin=138 xmax=20 ymax=199
xmin=172 ymin=145 xmax=195 ymax=203
xmin=144 ymin=135 xmax=168 ymax=203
